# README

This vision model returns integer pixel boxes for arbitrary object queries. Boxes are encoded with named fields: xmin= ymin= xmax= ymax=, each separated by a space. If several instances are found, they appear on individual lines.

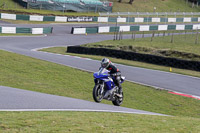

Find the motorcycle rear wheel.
xmin=93 ymin=84 xmax=104 ymax=103
xmin=112 ymin=92 xmax=123 ymax=106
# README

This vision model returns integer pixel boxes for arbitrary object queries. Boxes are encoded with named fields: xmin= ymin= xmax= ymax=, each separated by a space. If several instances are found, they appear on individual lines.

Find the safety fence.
xmin=0 ymin=13 xmax=93 ymax=22
xmin=95 ymin=17 xmax=200 ymax=23
xmin=1 ymin=13 xmax=200 ymax=23
xmin=99 ymin=12 xmax=200 ymax=16
xmin=71 ymin=24 xmax=200 ymax=34
xmin=67 ymin=46 xmax=200 ymax=72
xmin=0 ymin=26 xmax=53 ymax=34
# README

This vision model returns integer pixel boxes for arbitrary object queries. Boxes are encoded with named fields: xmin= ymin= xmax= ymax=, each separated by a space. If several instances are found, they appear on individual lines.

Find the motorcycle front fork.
xmin=99 ymin=83 xmax=104 ymax=95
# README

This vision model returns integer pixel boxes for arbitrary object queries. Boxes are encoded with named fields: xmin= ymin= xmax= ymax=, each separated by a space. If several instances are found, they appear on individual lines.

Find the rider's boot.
xmin=116 ymin=86 xmax=123 ymax=98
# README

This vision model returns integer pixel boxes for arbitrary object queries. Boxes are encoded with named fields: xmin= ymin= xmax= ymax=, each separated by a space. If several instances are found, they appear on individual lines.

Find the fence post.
xmin=119 ymin=31 xmax=121 ymax=40
xmin=163 ymin=31 xmax=165 ymax=37
xmin=142 ymin=31 xmax=144 ymax=38
xmin=121 ymin=31 xmax=122 ymax=40
xmin=95 ymin=4 xmax=97 ymax=13
xmin=27 ymin=2 xmax=29 ymax=9
xmin=195 ymin=29 xmax=199 ymax=44
xmin=116 ymin=31 xmax=118 ymax=40
xmin=185 ymin=30 xmax=187 ymax=40
xmin=151 ymin=31 xmax=155 ymax=42
xmin=113 ymin=31 xmax=116 ymax=41
xmin=132 ymin=31 xmax=133 ymax=39
xmin=171 ymin=32 xmax=174 ymax=43
xmin=134 ymin=31 xmax=136 ymax=40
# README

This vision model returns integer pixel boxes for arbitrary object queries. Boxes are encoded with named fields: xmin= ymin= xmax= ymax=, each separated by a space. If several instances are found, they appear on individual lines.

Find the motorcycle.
xmin=93 ymin=68 xmax=125 ymax=106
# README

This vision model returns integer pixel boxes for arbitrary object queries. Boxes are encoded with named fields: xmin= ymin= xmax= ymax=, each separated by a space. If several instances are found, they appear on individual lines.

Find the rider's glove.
xmin=111 ymin=73 xmax=117 ymax=77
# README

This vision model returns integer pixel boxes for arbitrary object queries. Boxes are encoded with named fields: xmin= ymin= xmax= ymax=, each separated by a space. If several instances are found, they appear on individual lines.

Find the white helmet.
xmin=101 ymin=58 xmax=110 ymax=68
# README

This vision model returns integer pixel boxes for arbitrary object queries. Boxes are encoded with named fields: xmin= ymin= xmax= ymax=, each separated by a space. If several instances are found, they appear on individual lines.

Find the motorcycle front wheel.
xmin=93 ymin=84 xmax=104 ymax=103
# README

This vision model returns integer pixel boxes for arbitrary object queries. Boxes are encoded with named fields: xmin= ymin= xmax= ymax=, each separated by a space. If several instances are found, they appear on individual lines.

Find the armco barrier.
xmin=0 ymin=27 xmax=53 ymax=34
xmin=67 ymin=46 xmax=200 ymax=71
xmin=0 ymin=13 xmax=93 ymax=22
xmin=71 ymin=24 xmax=200 ymax=34
xmin=1 ymin=13 xmax=200 ymax=23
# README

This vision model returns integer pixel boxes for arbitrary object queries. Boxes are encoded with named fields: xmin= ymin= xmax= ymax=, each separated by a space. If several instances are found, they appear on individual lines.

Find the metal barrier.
xmin=0 ymin=26 xmax=53 ymax=34
xmin=99 ymin=12 xmax=200 ymax=17
xmin=71 ymin=24 xmax=200 ymax=34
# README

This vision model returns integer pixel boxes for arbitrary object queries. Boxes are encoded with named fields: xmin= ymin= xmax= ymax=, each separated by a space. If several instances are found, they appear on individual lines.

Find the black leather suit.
xmin=105 ymin=63 xmax=122 ymax=93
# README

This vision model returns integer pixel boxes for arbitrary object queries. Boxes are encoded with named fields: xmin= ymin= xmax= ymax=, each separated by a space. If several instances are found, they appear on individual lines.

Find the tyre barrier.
xmin=67 ymin=46 xmax=200 ymax=71
xmin=71 ymin=24 xmax=200 ymax=34
xmin=0 ymin=27 xmax=53 ymax=34
xmin=1 ymin=13 xmax=200 ymax=23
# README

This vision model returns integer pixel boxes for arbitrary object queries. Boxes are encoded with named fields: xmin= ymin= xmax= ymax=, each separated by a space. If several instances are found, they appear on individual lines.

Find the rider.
xmin=100 ymin=58 xmax=122 ymax=96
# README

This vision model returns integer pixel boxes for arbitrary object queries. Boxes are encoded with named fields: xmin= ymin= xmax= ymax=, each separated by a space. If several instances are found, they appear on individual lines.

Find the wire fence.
xmin=111 ymin=30 xmax=200 ymax=65
xmin=113 ymin=30 xmax=200 ymax=45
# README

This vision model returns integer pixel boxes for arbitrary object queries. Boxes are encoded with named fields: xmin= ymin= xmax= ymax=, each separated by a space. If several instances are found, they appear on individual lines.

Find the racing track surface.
xmin=0 ymin=23 xmax=199 ymax=115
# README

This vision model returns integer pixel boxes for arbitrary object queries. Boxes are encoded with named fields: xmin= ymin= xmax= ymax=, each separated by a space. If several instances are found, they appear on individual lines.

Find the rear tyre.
xmin=93 ymin=85 xmax=104 ymax=103
xmin=112 ymin=92 xmax=123 ymax=106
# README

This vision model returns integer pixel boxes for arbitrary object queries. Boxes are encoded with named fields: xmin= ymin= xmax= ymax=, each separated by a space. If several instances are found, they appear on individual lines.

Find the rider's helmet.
xmin=101 ymin=58 xmax=110 ymax=68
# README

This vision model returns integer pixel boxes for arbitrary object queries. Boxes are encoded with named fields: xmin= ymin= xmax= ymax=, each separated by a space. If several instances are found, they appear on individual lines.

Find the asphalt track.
xmin=0 ymin=23 xmax=200 ymax=115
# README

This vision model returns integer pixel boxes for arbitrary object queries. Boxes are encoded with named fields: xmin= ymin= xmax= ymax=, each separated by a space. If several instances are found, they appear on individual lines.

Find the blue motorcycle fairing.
xmin=93 ymin=72 xmax=108 ymax=79
xmin=93 ymin=68 xmax=116 ymax=90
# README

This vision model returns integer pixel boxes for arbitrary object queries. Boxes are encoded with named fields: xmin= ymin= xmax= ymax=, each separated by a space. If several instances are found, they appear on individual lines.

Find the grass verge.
xmin=0 ymin=112 xmax=200 ymax=132
xmin=0 ymin=49 xmax=200 ymax=118
xmin=1 ymin=0 xmax=200 ymax=15
xmin=111 ymin=0 xmax=200 ymax=12
xmin=0 ymin=8 xmax=98 ymax=17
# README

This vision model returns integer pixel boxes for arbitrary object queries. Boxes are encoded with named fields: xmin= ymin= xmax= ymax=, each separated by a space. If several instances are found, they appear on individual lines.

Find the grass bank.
xmin=0 ymin=112 xmax=200 ymax=132
xmin=111 ymin=0 xmax=200 ymax=12
xmin=83 ymin=33 xmax=200 ymax=61
xmin=0 ymin=7 xmax=98 ymax=17
xmin=0 ymin=49 xmax=200 ymax=117
xmin=1 ymin=0 xmax=200 ymax=16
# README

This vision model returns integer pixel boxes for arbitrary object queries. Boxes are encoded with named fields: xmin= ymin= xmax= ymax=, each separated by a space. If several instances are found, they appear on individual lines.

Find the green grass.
xmin=0 ymin=0 xmax=22 ymax=9
xmin=84 ymin=33 xmax=200 ymax=58
xmin=0 ymin=49 xmax=200 ymax=118
xmin=1 ymin=0 xmax=200 ymax=17
xmin=0 ymin=8 xmax=98 ymax=16
xmin=111 ymin=0 xmax=200 ymax=12
xmin=0 ymin=112 xmax=200 ymax=132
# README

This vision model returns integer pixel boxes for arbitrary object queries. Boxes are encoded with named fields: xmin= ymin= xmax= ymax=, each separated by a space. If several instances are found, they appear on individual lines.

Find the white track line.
xmin=0 ymin=109 xmax=169 ymax=116
xmin=0 ymin=34 xmax=47 ymax=38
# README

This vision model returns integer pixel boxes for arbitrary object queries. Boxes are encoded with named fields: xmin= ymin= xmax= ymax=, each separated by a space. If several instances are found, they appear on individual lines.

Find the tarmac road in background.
xmin=0 ymin=23 xmax=200 ymax=97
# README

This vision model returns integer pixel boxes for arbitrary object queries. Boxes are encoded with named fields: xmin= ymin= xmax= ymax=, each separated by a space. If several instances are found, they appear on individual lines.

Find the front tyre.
xmin=112 ymin=92 xmax=123 ymax=106
xmin=93 ymin=84 xmax=104 ymax=103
